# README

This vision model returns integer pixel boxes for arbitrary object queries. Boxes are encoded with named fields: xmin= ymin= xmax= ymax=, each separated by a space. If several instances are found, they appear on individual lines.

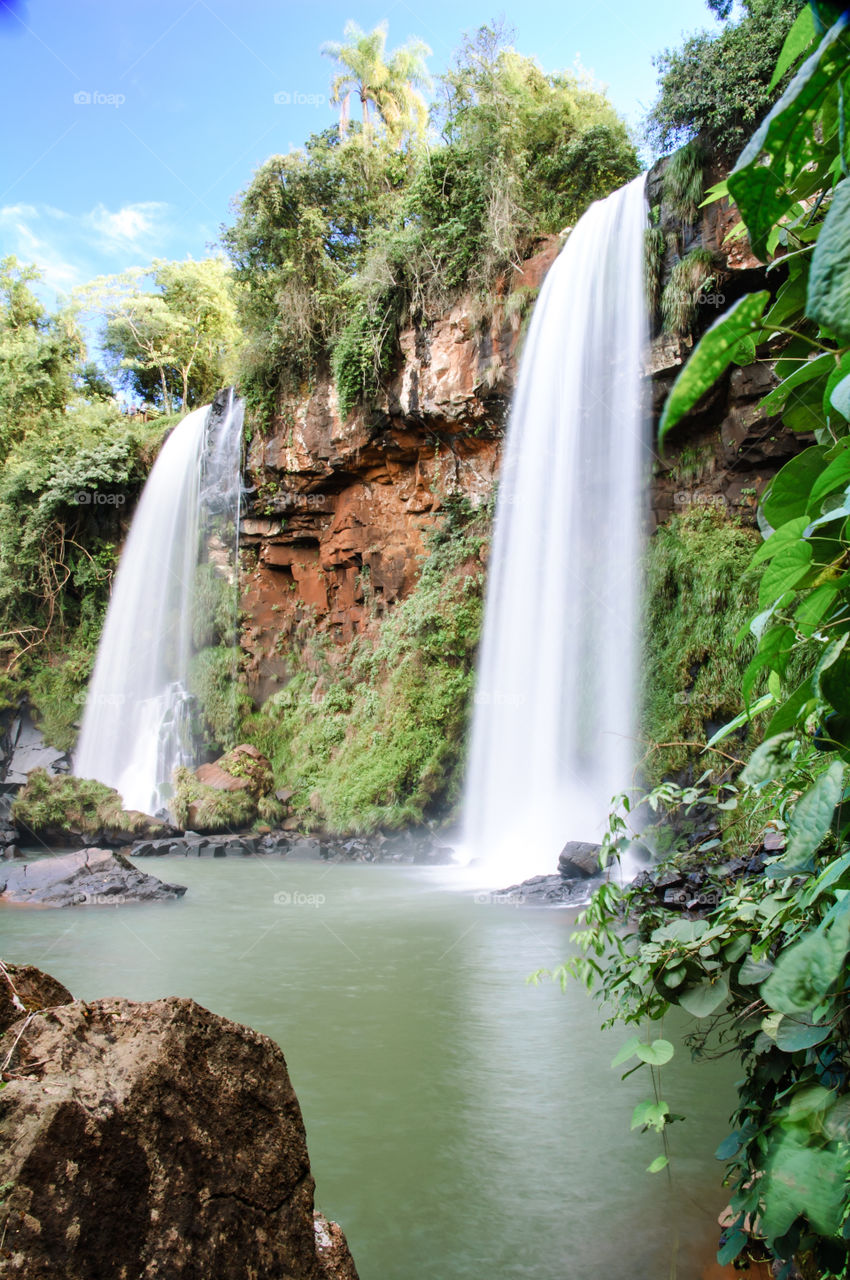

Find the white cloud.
xmin=88 ymin=201 xmax=167 ymax=251
xmin=0 ymin=200 xmax=174 ymax=302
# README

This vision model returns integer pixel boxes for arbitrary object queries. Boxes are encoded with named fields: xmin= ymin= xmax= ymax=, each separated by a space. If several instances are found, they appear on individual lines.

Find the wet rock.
xmin=0 ymin=848 xmax=187 ymax=907
xmin=558 ymin=841 xmax=602 ymax=878
xmin=2 ymin=844 xmax=23 ymax=860
xmin=0 ymin=988 xmax=359 ymax=1279
xmin=493 ymin=873 xmax=592 ymax=906
xmin=0 ymin=711 xmax=70 ymax=787
xmin=0 ymin=962 xmax=73 ymax=1034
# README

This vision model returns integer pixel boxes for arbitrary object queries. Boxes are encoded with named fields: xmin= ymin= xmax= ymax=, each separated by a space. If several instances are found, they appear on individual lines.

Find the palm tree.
xmin=321 ymin=20 xmax=432 ymax=146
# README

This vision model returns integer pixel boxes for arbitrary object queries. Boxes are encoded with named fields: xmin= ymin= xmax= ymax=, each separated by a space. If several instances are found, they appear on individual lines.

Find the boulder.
xmin=0 ymin=962 xmax=73 ymax=1034
xmin=557 ymin=841 xmax=602 ymax=878
xmin=0 ymin=989 xmax=359 ymax=1279
xmin=314 ymin=1213 xmax=359 ymax=1280
xmin=0 ymin=848 xmax=187 ymax=907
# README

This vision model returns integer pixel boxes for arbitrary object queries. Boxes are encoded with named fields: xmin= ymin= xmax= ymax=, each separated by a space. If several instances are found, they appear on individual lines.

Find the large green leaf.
xmin=762 ymin=917 xmax=850 ymax=1014
xmin=760 ymin=352 xmax=834 ymax=414
xmin=761 ymin=1139 xmax=846 ymax=1239
xmin=742 ymin=624 xmax=796 ymax=706
xmin=781 ymin=761 xmax=845 ymax=866
xmin=729 ymin=19 xmax=850 ymax=258
xmin=808 ymin=178 xmax=850 ymax=344
xmin=677 ymin=975 xmax=729 ymax=1019
xmin=635 ymin=1038 xmax=675 ymax=1066
xmin=758 ymin=540 xmax=813 ymax=608
xmin=808 ymin=441 xmax=850 ymax=508
xmin=741 ymin=732 xmax=797 ymax=785
xmin=751 ymin=516 xmax=809 ymax=566
xmin=658 ymin=293 xmax=770 ymax=444
xmin=768 ymin=5 xmax=817 ymax=91
xmin=775 ymin=1014 xmax=831 ymax=1050
xmin=760 ymin=445 xmax=827 ymax=527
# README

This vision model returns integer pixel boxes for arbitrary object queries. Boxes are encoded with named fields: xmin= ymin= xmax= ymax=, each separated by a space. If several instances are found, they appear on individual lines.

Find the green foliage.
xmin=644 ymin=227 xmax=667 ymax=321
xmin=224 ymin=25 xmax=638 ymax=424
xmin=189 ymin=646 xmax=251 ymax=757
xmin=578 ymin=18 xmax=850 ymax=1275
xmin=661 ymin=140 xmax=706 ymax=224
xmin=82 ymin=257 xmax=239 ymax=414
xmin=642 ymin=507 xmax=765 ymax=780
xmin=658 ymin=292 xmax=771 ymax=443
xmin=322 ymin=20 xmax=432 ymax=146
xmin=171 ymin=767 xmax=257 ymax=833
xmin=242 ymin=498 xmax=488 ymax=831
xmin=645 ymin=0 xmax=806 ymax=159
xmin=12 ymin=769 xmax=168 ymax=837
xmin=660 ymin=247 xmax=718 ymax=335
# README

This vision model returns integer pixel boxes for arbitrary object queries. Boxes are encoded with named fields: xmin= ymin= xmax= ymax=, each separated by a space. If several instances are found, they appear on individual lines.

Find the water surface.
xmin=1 ymin=859 xmax=738 ymax=1279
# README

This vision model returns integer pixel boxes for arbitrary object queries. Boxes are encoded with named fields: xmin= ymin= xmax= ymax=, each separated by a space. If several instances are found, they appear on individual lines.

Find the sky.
xmin=0 ymin=0 xmax=724 ymax=304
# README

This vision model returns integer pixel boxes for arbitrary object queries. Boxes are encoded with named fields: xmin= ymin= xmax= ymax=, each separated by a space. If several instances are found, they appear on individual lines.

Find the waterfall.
xmin=75 ymin=389 xmax=243 ymax=815
xmin=463 ymin=174 xmax=648 ymax=881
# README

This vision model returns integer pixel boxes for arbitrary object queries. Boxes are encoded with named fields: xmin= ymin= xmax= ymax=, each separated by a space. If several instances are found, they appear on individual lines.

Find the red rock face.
xmin=240 ymin=237 xmax=561 ymax=698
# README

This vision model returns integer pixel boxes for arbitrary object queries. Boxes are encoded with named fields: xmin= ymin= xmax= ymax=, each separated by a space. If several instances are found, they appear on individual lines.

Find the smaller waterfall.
xmin=75 ymin=390 xmax=243 ymax=815
xmin=463 ymin=174 xmax=648 ymax=882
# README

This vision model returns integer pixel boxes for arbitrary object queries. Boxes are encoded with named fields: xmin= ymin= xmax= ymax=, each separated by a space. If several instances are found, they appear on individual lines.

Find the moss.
xmin=12 ymin=769 xmax=168 ymax=838
xmin=644 ymin=226 xmax=666 ymax=320
xmin=171 ymin=767 xmax=258 ymax=832
xmin=242 ymin=498 xmax=488 ymax=833
xmin=641 ymin=506 xmax=764 ymax=782
xmin=189 ymin=645 xmax=252 ymax=756
xmin=661 ymin=247 xmax=717 ymax=336
xmin=661 ymin=140 xmax=706 ymax=226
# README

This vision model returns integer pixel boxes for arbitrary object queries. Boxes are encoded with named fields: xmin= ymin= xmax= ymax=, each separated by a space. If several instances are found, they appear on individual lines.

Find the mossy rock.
xmin=12 ymin=770 xmax=171 ymax=845
xmin=171 ymin=767 xmax=258 ymax=833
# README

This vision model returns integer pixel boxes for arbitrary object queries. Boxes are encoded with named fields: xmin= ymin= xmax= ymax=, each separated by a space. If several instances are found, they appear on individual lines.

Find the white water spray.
xmin=75 ymin=391 xmax=243 ymax=814
xmin=463 ymin=175 xmax=648 ymax=883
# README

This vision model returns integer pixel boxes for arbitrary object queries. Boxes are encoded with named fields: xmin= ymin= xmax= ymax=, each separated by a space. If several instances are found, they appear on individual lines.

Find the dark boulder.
xmin=0 ymin=987 xmax=359 ymax=1278
xmin=0 ymin=848 xmax=186 ymax=907
xmin=558 ymin=841 xmax=602 ymax=878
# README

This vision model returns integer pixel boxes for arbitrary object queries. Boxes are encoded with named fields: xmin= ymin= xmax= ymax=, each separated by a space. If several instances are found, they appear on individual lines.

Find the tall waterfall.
xmin=463 ymin=174 xmax=648 ymax=881
xmin=75 ymin=389 xmax=243 ymax=815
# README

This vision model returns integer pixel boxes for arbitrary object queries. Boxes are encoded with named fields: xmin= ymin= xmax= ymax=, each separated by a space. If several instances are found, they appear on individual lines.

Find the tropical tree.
xmin=321 ymin=20 xmax=432 ymax=146
xmin=81 ymin=257 xmax=238 ymax=413
xmin=0 ymin=256 xmax=83 ymax=462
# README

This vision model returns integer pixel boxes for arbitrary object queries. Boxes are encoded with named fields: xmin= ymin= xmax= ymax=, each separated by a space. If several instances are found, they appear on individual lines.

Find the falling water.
xmin=75 ymin=389 xmax=243 ymax=815
xmin=463 ymin=174 xmax=648 ymax=882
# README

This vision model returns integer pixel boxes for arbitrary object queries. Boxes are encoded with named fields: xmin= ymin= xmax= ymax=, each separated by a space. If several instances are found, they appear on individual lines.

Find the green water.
xmin=1 ymin=858 xmax=739 ymax=1279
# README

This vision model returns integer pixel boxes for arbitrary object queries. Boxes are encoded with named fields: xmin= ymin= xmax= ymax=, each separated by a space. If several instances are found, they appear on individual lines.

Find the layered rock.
xmin=240 ymin=239 xmax=560 ymax=698
xmin=0 ymin=980 xmax=358 ymax=1279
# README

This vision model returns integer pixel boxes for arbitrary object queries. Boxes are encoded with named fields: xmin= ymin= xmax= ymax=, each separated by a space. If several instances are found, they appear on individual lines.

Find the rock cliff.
xmin=240 ymin=239 xmax=559 ymax=699
xmin=240 ymin=174 xmax=801 ymax=696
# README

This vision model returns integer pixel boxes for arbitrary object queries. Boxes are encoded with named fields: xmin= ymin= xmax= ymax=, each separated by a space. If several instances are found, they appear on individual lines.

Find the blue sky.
xmin=0 ymin=0 xmax=722 ymax=303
